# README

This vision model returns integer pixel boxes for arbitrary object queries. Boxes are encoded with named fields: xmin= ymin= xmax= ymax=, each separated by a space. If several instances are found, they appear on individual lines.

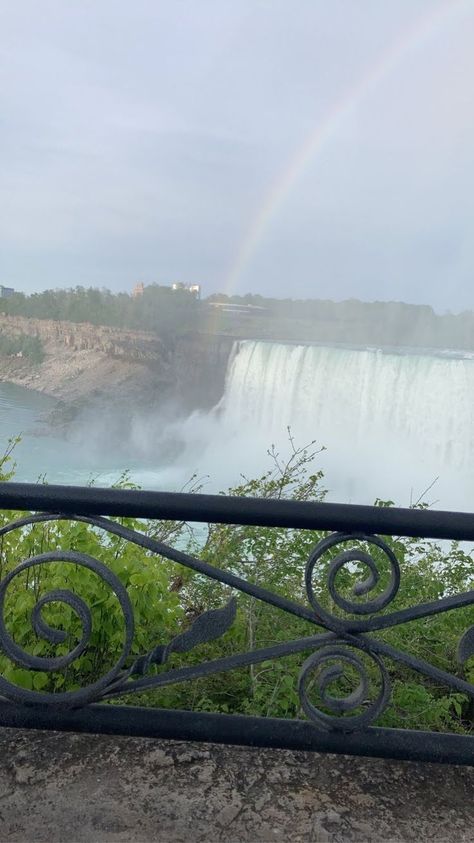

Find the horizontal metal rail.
xmin=0 ymin=702 xmax=472 ymax=766
xmin=1 ymin=481 xmax=474 ymax=540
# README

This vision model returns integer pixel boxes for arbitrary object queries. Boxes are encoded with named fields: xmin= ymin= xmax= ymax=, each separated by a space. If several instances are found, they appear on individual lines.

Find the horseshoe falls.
xmin=202 ymin=340 xmax=474 ymax=509
xmin=103 ymin=339 xmax=474 ymax=510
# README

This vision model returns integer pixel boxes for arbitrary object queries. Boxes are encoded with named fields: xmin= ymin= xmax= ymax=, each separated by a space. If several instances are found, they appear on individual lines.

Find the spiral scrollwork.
xmin=298 ymin=641 xmax=391 ymax=732
xmin=305 ymin=533 xmax=401 ymax=628
xmin=0 ymin=508 xmax=471 ymax=744
xmin=0 ymin=550 xmax=134 ymax=708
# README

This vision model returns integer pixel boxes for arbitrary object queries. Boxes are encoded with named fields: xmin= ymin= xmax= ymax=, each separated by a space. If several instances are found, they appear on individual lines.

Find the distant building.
xmin=0 ymin=286 xmax=15 ymax=298
xmin=132 ymin=282 xmax=145 ymax=298
xmin=171 ymin=282 xmax=201 ymax=299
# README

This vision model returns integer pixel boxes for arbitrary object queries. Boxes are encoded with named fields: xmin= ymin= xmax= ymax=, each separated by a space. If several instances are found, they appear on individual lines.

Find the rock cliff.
xmin=0 ymin=314 xmax=167 ymax=361
xmin=0 ymin=315 xmax=234 ymax=419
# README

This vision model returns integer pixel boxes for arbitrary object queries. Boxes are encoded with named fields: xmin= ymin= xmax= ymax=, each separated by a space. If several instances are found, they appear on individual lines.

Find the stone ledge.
xmin=0 ymin=727 xmax=473 ymax=842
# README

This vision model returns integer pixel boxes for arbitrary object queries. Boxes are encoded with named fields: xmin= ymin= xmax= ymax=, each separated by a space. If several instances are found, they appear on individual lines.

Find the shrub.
xmin=0 ymin=332 xmax=44 ymax=363
xmin=0 ymin=435 xmax=472 ymax=733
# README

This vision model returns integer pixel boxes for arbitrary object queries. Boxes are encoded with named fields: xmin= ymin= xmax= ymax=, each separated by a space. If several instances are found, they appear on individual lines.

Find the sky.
xmin=1 ymin=0 xmax=474 ymax=312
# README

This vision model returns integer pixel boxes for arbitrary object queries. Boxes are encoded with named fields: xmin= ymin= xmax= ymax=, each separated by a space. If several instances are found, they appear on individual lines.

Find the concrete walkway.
xmin=0 ymin=727 xmax=473 ymax=842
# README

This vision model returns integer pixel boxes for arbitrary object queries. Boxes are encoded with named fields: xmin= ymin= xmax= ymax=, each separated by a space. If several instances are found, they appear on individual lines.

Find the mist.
xmin=62 ymin=338 xmax=474 ymax=512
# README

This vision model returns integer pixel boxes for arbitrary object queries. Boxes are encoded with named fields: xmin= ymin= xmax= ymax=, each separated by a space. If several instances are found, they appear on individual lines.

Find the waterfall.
xmin=214 ymin=340 xmax=474 ymax=508
xmin=111 ymin=339 xmax=473 ymax=510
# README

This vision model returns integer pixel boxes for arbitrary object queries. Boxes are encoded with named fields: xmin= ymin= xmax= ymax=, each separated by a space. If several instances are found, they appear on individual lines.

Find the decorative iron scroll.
xmin=0 ymin=512 xmax=473 ymax=732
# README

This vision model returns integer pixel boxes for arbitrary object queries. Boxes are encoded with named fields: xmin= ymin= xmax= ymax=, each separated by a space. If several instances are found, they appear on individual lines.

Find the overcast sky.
xmin=2 ymin=0 xmax=474 ymax=311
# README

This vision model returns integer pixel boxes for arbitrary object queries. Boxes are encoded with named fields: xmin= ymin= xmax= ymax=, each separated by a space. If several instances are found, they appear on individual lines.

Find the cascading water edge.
xmin=205 ymin=339 xmax=474 ymax=510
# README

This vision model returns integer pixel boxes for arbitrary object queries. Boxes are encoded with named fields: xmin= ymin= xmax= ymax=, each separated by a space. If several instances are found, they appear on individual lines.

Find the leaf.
xmin=33 ymin=673 xmax=49 ymax=690
xmin=4 ymin=668 xmax=34 ymax=690
xmin=457 ymin=625 xmax=474 ymax=664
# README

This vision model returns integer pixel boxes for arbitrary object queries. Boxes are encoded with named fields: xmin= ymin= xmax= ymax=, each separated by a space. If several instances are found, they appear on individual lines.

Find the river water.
xmin=2 ymin=340 xmax=474 ymax=510
xmin=0 ymin=382 xmax=146 ymax=486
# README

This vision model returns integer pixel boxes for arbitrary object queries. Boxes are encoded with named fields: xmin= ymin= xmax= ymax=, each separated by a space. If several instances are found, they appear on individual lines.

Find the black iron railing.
xmin=0 ymin=481 xmax=473 ymax=766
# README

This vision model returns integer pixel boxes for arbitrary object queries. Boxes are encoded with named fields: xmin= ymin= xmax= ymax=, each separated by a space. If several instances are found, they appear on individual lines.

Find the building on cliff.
xmin=132 ymin=282 xmax=145 ymax=298
xmin=171 ymin=282 xmax=201 ymax=299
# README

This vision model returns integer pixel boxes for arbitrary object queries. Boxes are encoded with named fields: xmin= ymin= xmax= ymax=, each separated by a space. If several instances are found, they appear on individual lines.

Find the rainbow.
xmin=221 ymin=0 xmax=471 ymax=297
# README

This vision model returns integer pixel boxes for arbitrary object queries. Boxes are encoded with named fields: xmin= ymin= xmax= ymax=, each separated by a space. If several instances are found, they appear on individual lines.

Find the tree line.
xmin=3 ymin=285 xmax=474 ymax=350
xmin=2 ymin=286 xmax=201 ymax=344
xmin=208 ymin=293 xmax=474 ymax=351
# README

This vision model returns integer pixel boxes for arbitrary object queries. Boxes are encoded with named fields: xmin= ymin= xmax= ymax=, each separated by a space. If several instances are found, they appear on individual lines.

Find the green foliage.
xmin=5 ymin=285 xmax=474 ymax=350
xmin=0 ymin=332 xmax=44 ymax=362
xmin=0 ymin=443 xmax=187 ymax=694
xmin=206 ymin=293 xmax=474 ymax=351
xmin=3 ymin=285 xmax=200 ymax=345
xmin=0 ymin=434 xmax=472 ymax=733
xmin=0 ymin=512 xmax=187 ymax=693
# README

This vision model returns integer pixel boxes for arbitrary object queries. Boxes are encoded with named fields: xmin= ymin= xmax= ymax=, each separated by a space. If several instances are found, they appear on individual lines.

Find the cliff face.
xmin=0 ymin=314 xmax=174 ymax=413
xmin=173 ymin=333 xmax=235 ymax=410
xmin=0 ymin=315 xmax=234 ymax=416
xmin=0 ymin=314 xmax=167 ymax=362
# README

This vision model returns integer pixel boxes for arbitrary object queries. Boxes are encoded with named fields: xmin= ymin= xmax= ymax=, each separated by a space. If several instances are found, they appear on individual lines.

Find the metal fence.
xmin=0 ymin=481 xmax=472 ymax=766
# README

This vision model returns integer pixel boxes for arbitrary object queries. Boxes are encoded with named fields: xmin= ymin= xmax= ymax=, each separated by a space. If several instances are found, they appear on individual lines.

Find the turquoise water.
xmin=0 ymin=382 xmax=149 ymax=486
xmin=0 ymin=382 xmax=62 ymax=479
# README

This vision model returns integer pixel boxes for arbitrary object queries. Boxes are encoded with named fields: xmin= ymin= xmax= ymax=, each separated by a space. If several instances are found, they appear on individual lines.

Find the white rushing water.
xmin=223 ymin=341 xmax=474 ymax=467
xmin=170 ymin=340 xmax=474 ymax=510
xmin=5 ymin=340 xmax=474 ymax=510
